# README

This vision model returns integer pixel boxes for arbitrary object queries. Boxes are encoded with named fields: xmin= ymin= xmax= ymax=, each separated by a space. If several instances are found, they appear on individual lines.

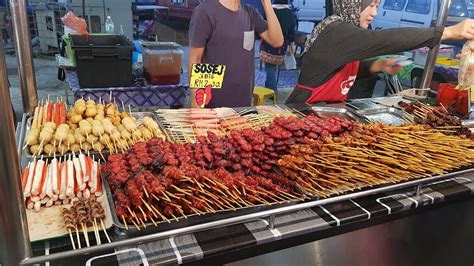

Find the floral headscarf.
xmin=302 ymin=0 xmax=372 ymax=54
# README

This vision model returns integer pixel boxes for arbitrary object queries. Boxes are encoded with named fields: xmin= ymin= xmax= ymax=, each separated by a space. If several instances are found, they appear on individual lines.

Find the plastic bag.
xmin=61 ymin=11 xmax=88 ymax=35
xmin=284 ymin=48 xmax=297 ymax=70
xmin=384 ymin=73 xmax=404 ymax=95
xmin=458 ymin=41 xmax=474 ymax=90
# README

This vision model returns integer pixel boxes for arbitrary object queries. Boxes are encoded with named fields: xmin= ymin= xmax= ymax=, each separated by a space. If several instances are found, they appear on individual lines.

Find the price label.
xmin=190 ymin=63 xmax=226 ymax=89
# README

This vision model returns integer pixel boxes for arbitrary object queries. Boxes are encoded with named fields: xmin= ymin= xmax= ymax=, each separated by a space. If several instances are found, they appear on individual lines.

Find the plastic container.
xmin=436 ymin=57 xmax=460 ymax=67
xmin=142 ymin=41 xmax=183 ymax=85
xmin=413 ymin=45 xmax=454 ymax=65
xmin=455 ymin=89 xmax=469 ymax=117
xmin=66 ymin=71 xmax=188 ymax=108
xmin=71 ymin=34 xmax=134 ymax=88
xmin=436 ymin=83 xmax=458 ymax=107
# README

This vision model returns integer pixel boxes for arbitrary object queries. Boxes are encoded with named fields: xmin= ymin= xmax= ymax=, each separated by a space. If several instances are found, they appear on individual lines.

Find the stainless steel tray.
xmin=311 ymin=106 xmax=365 ymax=122
xmin=356 ymin=107 xmax=411 ymax=126
xmin=299 ymin=164 xmax=474 ymax=199
xmin=23 ymin=112 xmax=161 ymax=159
xmin=103 ymin=171 xmax=301 ymax=237
xmin=345 ymin=100 xmax=381 ymax=110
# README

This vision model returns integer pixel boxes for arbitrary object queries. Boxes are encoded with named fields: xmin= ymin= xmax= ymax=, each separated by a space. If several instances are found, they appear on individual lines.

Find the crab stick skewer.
xmin=79 ymin=153 xmax=89 ymax=182
xmin=52 ymin=157 xmax=59 ymax=195
xmin=89 ymin=157 xmax=97 ymax=192
xmin=24 ymin=159 xmax=37 ymax=198
xmin=46 ymin=162 xmax=54 ymax=198
xmin=66 ymin=155 xmax=75 ymax=198
xmin=72 ymin=154 xmax=86 ymax=191
xmin=59 ymin=160 xmax=67 ymax=200
xmin=31 ymin=158 xmax=46 ymax=196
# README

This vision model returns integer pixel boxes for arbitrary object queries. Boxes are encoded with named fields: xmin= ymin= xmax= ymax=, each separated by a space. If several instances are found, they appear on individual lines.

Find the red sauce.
xmin=144 ymin=71 xmax=180 ymax=85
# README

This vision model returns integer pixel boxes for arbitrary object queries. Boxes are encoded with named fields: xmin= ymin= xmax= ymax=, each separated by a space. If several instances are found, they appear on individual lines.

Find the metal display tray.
xmin=311 ymin=106 xmax=365 ymax=122
xmin=27 ymin=177 xmax=114 ymax=242
xmin=345 ymin=99 xmax=381 ymax=110
xmin=103 ymin=171 xmax=300 ymax=237
xmin=356 ymin=107 xmax=410 ymax=126
xmin=22 ymin=112 xmax=161 ymax=159
xmin=300 ymin=164 xmax=474 ymax=199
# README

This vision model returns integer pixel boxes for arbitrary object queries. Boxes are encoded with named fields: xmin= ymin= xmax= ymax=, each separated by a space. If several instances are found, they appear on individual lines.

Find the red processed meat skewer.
xmin=46 ymin=101 xmax=53 ymax=122
xmin=54 ymin=102 xmax=60 ymax=126
xmin=59 ymin=101 xmax=66 ymax=124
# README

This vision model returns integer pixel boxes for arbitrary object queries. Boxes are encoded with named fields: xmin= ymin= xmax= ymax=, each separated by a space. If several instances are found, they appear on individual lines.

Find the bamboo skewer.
xmin=101 ymin=219 xmax=112 ymax=243
xmin=82 ymin=223 xmax=90 ymax=247
xmin=68 ymin=229 xmax=76 ymax=250
xmin=75 ymin=225 xmax=82 ymax=249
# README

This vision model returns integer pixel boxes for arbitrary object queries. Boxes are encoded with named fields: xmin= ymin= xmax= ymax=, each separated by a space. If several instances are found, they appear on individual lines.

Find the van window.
xmin=405 ymin=0 xmax=431 ymax=14
xmin=448 ymin=0 xmax=468 ymax=17
xmin=171 ymin=0 xmax=186 ymax=5
xmin=383 ymin=0 xmax=407 ymax=11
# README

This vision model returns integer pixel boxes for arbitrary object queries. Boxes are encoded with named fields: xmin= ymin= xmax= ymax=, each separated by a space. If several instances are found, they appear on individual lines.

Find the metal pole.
xmin=82 ymin=0 xmax=86 ymax=23
xmin=418 ymin=0 xmax=451 ymax=97
xmin=0 ymin=35 xmax=32 ymax=266
xmin=9 ymin=0 xmax=38 ymax=114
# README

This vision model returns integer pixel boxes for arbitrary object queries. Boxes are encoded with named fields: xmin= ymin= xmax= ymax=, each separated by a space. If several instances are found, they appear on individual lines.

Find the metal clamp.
xmin=268 ymin=214 xmax=276 ymax=230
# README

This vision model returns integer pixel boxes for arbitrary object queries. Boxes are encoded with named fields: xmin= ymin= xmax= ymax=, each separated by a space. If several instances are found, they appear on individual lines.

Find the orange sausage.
xmin=46 ymin=102 xmax=53 ymax=122
xmin=54 ymin=103 xmax=60 ymax=126
xmin=21 ymin=167 xmax=30 ymax=192
xmin=59 ymin=102 xmax=66 ymax=124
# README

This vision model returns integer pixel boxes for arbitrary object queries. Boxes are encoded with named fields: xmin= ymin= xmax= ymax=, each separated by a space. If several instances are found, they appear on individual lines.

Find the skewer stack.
xmin=107 ymin=160 xmax=303 ymax=230
xmin=104 ymin=115 xmax=360 ymax=229
xmin=25 ymin=98 xmax=166 ymax=157
xmin=155 ymin=108 xmax=227 ymax=143
xmin=398 ymin=101 xmax=471 ymax=137
xmin=62 ymin=199 xmax=111 ymax=249
xmin=22 ymin=153 xmax=102 ymax=212
xmin=278 ymin=124 xmax=474 ymax=197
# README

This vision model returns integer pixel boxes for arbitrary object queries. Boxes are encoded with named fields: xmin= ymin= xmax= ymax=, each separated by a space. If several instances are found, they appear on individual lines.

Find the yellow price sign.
xmin=190 ymin=63 xmax=226 ymax=89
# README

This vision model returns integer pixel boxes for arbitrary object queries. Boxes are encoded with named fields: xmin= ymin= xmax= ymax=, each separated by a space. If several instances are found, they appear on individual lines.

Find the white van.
xmin=291 ymin=0 xmax=326 ymax=23
xmin=372 ymin=0 xmax=470 ymax=30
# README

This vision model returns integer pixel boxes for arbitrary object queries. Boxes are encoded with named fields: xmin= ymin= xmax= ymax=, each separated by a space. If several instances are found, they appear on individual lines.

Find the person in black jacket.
xmin=285 ymin=0 xmax=474 ymax=104
xmin=260 ymin=0 xmax=297 ymax=91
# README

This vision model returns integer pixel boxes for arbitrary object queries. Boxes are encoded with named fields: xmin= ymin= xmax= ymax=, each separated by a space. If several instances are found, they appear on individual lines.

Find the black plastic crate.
xmin=71 ymin=34 xmax=134 ymax=88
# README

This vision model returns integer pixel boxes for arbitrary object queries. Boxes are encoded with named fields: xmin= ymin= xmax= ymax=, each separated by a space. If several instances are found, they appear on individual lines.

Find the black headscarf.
xmin=303 ymin=0 xmax=373 ymax=54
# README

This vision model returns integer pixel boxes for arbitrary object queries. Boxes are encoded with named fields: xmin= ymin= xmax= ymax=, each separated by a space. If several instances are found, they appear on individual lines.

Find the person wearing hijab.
xmin=285 ymin=0 xmax=474 ymax=104
xmin=260 ymin=0 xmax=297 ymax=91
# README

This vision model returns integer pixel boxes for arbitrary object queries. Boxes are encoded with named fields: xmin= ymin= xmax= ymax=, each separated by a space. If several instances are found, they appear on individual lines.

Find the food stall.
xmin=5 ymin=91 xmax=474 ymax=265
xmin=3 ymin=1 xmax=474 ymax=266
